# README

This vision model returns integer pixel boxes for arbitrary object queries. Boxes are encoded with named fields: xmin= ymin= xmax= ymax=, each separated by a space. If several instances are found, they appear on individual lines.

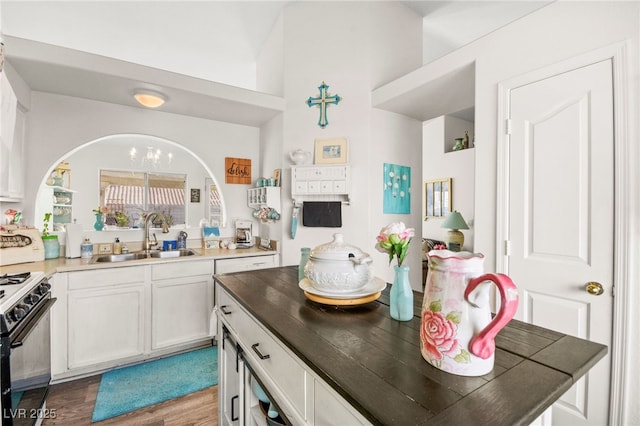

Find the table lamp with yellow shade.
xmin=441 ymin=211 xmax=469 ymax=252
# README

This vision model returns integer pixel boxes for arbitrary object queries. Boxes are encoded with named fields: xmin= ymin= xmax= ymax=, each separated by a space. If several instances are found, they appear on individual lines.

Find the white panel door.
xmin=508 ymin=59 xmax=613 ymax=425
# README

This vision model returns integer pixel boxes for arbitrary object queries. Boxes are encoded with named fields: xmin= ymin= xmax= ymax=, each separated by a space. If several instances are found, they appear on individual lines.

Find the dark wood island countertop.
xmin=214 ymin=266 xmax=607 ymax=425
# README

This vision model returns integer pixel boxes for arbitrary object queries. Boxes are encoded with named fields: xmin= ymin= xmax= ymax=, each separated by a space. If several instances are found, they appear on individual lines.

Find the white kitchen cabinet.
xmin=151 ymin=260 xmax=214 ymax=350
xmin=0 ymin=106 xmax=26 ymax=201
xmin=65 ymin=266 xmax=146 ymax=371
xmin=215 ymin=254 xmax=277 ymax=274
xmin=291 ymin=164 xmax=351 ymax=204
xmin=68 ymin=282 xmax=146 ymax=369
xmin=219 ymin=325 xmax=242 ymax=426
xmin=216 ymin=284 xmax=369 ymax=426
xmin=51 ymin=258 xmax=216 ymax=381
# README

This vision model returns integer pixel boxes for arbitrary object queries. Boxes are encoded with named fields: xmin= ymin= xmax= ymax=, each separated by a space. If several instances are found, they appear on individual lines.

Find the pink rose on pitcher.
xmin=420 ymin=310 xmax=460 ymax=361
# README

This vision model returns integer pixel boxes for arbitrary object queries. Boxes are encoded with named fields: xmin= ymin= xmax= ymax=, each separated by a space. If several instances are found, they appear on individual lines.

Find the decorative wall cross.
xmin=306 ymin=81 xmax=341 ymax=128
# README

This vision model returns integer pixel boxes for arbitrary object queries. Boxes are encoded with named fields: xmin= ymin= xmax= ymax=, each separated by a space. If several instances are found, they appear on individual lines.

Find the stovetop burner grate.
xmin=0 ymin=272 xmax=31 ymax=286
xmin=0 ymin=271 xmax=46 ymax=316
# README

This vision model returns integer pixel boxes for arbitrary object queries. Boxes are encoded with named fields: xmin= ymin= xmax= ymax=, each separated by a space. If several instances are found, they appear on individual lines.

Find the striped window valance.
xmin=104 ymin=185 xmax=185 ymax=206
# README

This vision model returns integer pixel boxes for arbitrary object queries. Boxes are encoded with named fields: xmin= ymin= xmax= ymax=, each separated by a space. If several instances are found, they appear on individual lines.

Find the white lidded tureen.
xmin=304 ymin=233 xmax=373 ymax=293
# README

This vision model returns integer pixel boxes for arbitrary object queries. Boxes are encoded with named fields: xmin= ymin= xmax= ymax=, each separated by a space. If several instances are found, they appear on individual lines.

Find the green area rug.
xmin=92 ymin=346 xmax=218 ymax=422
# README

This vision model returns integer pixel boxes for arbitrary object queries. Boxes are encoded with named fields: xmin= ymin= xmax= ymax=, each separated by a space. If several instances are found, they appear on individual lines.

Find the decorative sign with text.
xmin=225 ymin=157 xmax=252 ymax=184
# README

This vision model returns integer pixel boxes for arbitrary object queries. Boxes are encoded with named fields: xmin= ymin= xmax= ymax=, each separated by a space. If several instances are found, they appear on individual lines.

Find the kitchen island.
xmin=214 ymin=266 xmax=607 ymax=425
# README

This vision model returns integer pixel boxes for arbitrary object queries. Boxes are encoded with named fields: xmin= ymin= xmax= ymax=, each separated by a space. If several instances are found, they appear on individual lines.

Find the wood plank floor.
xmin=42 ymin=374 xmax=218 ymax=425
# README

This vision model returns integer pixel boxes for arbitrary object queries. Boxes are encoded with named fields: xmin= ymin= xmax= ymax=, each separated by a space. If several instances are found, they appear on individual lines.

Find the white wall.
xmin=256 ymin=114 xmax=284 ymax=244
xmin=369 ymin=109 xmax=423 ymax=285
xmin=258 ymin=1 xmax=424 ymax=288
xmin=22 ymin=92 xmax=261 ymax=243
xmin=256 ymin=12 xmax=284 ymax=97
xmin=422 ymin=115 xmax=475 ymax=249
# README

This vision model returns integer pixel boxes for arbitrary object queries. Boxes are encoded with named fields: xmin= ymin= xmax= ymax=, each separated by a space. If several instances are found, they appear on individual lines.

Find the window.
xmin=205 ymin=177 xmax=223 ymax=227
xmin=100 ymin=170 xmax=187 ymax=228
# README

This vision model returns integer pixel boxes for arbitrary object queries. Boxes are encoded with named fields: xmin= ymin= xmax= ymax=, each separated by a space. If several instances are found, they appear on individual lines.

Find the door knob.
xmin=585 ymin=281 xmax=604 ymax=296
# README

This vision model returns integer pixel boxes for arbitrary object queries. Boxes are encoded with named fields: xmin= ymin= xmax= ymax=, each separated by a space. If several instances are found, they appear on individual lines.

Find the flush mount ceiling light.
xmin=133 ymin=90 xmax=166 ymax=108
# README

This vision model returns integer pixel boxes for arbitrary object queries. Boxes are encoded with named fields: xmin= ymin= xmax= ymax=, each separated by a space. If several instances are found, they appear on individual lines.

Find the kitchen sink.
xmin=149 ymin=249 xmax=197 ymax=258
xmin=90 ymin=249 xmax=197 ymax=263
xmin=90 ymin=253 xmax=149 ymax=263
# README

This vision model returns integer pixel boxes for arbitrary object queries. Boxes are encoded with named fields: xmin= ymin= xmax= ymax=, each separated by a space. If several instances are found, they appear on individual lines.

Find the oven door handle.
xmin=10 ymin=297 xmax=57 ymax=348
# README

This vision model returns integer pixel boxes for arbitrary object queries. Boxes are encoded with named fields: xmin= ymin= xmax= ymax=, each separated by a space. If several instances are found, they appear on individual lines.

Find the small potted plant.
xmin=114 ymin=211 xmax=130 ymax=228
xmin=41 ymin=212 xmax=60 ymax=259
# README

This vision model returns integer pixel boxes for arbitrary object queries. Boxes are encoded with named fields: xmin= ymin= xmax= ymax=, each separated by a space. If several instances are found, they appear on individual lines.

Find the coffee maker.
xmin=235 ymin=220 xmax=254 ymax=248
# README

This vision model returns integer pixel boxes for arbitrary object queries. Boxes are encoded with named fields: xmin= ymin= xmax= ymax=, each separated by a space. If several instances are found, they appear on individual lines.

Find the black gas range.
xmin=0 ymin=271 xmax=56 ymax=425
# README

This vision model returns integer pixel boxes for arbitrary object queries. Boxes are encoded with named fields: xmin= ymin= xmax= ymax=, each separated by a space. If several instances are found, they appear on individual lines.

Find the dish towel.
xmin=302 ymin=202 xmax=342 ymax=227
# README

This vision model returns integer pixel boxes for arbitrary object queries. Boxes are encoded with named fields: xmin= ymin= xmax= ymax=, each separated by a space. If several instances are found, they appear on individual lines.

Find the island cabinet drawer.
xmin=151 ymin=259 xmax=213 ymax=281
xmin=217 ymin=287 xmax=307 ymax=422
xmin=67 ymin=265 xmax=146 ymax=290
xmin=313 ymin=378 xmax=370 ymax=425
xmin=215 ymin=255 xmax=276 ymax=274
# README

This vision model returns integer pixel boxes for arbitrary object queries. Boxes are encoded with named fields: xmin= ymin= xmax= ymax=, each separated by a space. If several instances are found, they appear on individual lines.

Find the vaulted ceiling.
xmin=2 ymin=1 xmax=550 ymax=125
xmin=2 ymin=1 xmax=550 ymax=90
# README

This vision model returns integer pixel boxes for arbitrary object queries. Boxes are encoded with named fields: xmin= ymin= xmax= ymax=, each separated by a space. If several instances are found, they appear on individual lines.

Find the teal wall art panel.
xmin=383 ymin=163 xmax=410 ymax=214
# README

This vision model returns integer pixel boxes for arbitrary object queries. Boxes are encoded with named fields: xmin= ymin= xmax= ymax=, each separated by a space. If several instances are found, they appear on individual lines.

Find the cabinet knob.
xmin=220 ymin=305 xmax=232 ymax=315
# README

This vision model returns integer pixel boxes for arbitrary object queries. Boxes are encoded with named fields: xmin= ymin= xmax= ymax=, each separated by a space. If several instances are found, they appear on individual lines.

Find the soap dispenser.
xmin=113 ymin=237 xmax=122 ymax=254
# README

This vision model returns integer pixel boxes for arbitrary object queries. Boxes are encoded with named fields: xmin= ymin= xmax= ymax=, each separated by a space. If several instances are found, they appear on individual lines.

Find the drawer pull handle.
xmin=220 ymin=305 xmax=232 ymax=315
xmin=231 ymin=395 xmax=239 ymax=421
xmin=252 ymin=343 xmax=270 ymax=360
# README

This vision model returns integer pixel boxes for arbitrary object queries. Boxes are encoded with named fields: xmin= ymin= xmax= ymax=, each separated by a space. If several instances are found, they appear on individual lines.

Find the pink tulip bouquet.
xmin=375 ymin=222 xmax=415 ymax=267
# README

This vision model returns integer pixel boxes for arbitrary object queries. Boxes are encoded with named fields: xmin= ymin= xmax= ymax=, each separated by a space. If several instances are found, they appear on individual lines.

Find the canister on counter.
xmin=43 ymin=235 xmax=60 ymax=259
xmin=177 ymin=231 xmax=187 ymax=249
xmin=81 ymin=238 xmax=93 ymax=258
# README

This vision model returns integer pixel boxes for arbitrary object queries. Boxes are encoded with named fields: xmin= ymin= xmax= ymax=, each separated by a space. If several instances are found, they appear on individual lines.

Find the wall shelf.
xmin=42 ymin=186 xmax=76 ymax=231
xmin=247 ymin=187 xmax=281 ymax=210
xmin=291 ymin=164 xmax=351 ymax=205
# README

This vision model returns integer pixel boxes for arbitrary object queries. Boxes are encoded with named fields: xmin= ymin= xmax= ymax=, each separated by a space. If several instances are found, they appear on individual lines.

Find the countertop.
xmin=214 ymin=266 xmax=608 ymax=426
xmin=0 ymin=245 xmax=277 ymax=277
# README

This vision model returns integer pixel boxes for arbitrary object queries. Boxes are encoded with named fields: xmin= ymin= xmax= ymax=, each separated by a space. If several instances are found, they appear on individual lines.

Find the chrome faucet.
xmin=144 ymin=213 xmax=160 ymax=253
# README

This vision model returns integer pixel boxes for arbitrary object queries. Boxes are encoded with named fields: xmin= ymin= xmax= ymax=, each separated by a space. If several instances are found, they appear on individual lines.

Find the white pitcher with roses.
xmin=420 ymin=250 xmax=519 ymax=376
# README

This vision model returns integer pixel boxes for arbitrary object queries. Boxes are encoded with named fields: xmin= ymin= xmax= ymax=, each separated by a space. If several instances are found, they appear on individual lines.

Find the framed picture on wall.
xmin=314 ymin=137 xmax=348 ymax=164
xmin=273 ymin=169 xmax=282 ymax=186
xmin=424 ymin=178 xmax=451 ymax=219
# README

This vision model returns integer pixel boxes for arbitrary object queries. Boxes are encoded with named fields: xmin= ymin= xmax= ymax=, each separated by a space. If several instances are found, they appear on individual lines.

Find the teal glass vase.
xmin=390 ymin=265 xmax=413 ymax=321
xmin=94 ymin=213 xmax=104 ymax=231
xmin=299 ymin=247 xmax=311 ymax=282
